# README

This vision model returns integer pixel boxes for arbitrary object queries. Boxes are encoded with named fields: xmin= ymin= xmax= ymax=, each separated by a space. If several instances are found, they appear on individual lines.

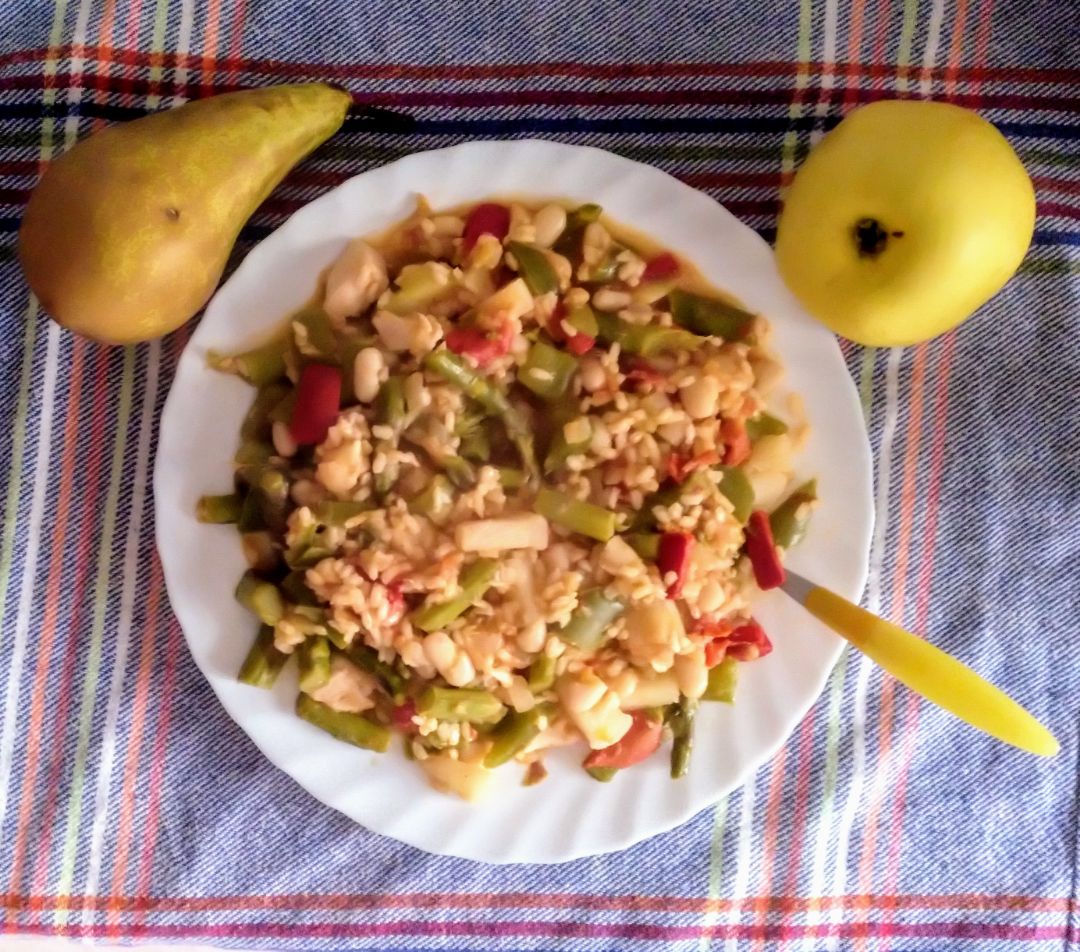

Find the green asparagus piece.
xmin=519 ymin=340 xmax=578 ymax=401
xmin=623 ymin=532 xmax=661 ymax=560
xmin=507 ymin=241 xmax=559 ymax=296
xmin=668 ymin=695 xmax=698 ymax=779
xmin=234 ymin=440 xmax=274 ymax=466
xmin=527 ymin=654 xmax=557 ymax=692
xmin=543 ymin=422 xmax=591 ymax=475
xmin=496 ymin=467 xmax=526 ymax=490
xmin=412 ymin=559 xmax=498 ymax=632
xmin=553 ymin=203 xmax=603 ymax=258
xmin=296 ymin=693 xmax=391 ymax=752
xmin=404 ymin=419 xmax=478 ymax=489
xmin=585 ymin=765 xmax=618 ymax=782
xmin=347 ymin=643 xmax=407 ymax=701
xmin=719 ymin=466 xmax=755 ymax=523
xmin=281 ymin=570 xmax=319 ymax=606
xmin=268 ymin=390 xmax=297 ymax=425
xmin=297 ymin=635 xmax=331 ymax=693
xmin=417 ymin=686 xmax=506 ymax=724
xmin=313 ymin=499 xmax=372 ymax=526
xmin=483 ymin=704 xmax=555 ymax=768
xmin=565 ymin=303 xmax=599 ymax=339
xmin=745 ymin=412 xmax=788 ymax=442
xmin=372 ymin=375 xmax=407 ymax=496
xmin=240 ymin=383 xmax=289 ymax=442
xmin=423 ymin=349 xmax=539 ymax=481
xmin=669 ymin=289 xmax=755 ymax=341
xmin=237 ymin=625 xmax=289 ymax=688
xmin=594 ymin=312 xmax=701 ymax=357
xmin=235 ymin=571 xmax=284 ymax=626
xmin=769 ymin=479 xmax=818 ymax=549
xmin=257 ymin=467 xmax=289 ymax=534
xmin=565 ymin=203 xmax=603 ymax=230
xmin=702 ymin=657 xmax=738 ymax=703
xmin=559 ymin=589 xmax=626 ymax=650
xmin=408 ymin=474 xmax=455 ymax=525
xmin=237 ymin=489 xmax=267 ymax=533
xmin=536 ymin=487 xmax=617 ymax=542
xmin=196 ymin=493 xmax=243 ymax=524
xmin=291 ymin=304 xmax=339 ymax=361
xmin=207 ymin=330 xmax=289 ymax=387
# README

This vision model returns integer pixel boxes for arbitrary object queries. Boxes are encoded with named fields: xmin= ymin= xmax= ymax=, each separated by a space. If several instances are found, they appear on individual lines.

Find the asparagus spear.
xmin=668 ymin=696 xmax=698 ymax=779
xmin=483 ymin=705 xmax=554 ymax=768
xmin=412 ymin=559 xmax=498 ymax=632
xmin=297 ymin=636 xmax=331 ymax=693
xmin=237 ymin=625 xmax=289 ymax=688
xmin=196 ymin=493 xmax=243 ymax=524
xmin=558 ymin=589 xmax=626 ymax=650
xmin=296 ymin=694 xmax=391 ymax=752
xmin=417 ymin=686 xmax=506 ymax=724
xmin=535 ymin=487 xmax=616 ymax=542
xmin=235 ymin=571 xmax=284 ymax=626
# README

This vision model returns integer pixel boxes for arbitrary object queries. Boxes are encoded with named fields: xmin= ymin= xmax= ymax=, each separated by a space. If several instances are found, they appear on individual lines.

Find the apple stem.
xmin=854 ymin=217 xmax=890 ymax=258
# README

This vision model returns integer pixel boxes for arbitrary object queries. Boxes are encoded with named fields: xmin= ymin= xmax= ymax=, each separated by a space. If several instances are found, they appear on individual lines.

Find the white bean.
xmin=679 ymin=375 xmax=721 ymax=420
xmin=591 ymin=288 xmax=632 ymax=312
xmin=271 ymin=420 xmax=297 ymax=457
xmin=352 ymin=347 xmax=385 ymax=403
xmin=532 ymin=204 xmax=567 ymax=247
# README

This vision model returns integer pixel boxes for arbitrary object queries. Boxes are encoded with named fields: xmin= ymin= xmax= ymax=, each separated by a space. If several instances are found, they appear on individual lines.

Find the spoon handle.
xmin=782 ymin=572 xmax=1058 ymax=757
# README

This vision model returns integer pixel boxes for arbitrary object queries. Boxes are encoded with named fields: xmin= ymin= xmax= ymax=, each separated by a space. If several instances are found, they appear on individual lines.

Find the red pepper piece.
xmin=726 ymin=620 xmax=774 ymax=661
xmin=721 ymin=418 xmax=751 ymax=466
xmin=641 ymin=251 xmax=680 ymax=282
xmin=445 ymin=321 xmax=514 ymax=367
xmin=547 ymin=300 xmax=567 ymax=342
xmin=704 ymin=639 xmax=726 ymax=668
xmin=289 ymin=363 xmax=342 ymax=445
xmin=582 ymin=711 xmax=663 ymax=770
xmin=462 ymin=202 xmax=511 ymax=254
xmin=390 ymin=698 xmax=418 ymax=733
xmin=657 ymin=531 xmax=694 ymax=598
xmin=625 ymin=359 xmax=666 ymax=390
xmin=744 ymin=510 xmax=785 ymax=589
xmin=666 ymin=449 xmax=721 ymax=484
xmin=566 ymin=332 xmax=596 ymax=355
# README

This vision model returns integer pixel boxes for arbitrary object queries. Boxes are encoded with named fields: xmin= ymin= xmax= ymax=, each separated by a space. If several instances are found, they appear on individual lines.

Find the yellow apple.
xmin=774 ymin=100 xmax=1035 ymax=347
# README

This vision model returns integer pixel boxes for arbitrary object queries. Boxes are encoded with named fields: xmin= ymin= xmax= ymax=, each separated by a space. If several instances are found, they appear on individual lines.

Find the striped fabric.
xmin=0 ymin=0 xmax=1077 ymax=949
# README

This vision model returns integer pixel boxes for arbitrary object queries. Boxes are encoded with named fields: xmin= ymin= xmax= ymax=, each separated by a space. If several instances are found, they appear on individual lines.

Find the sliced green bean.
xmin=496 ymin=467 xmax=525 ymax=490
xmin=291 ymin=304 xmax=339 ymax=360
xmin=483 ymin=704 xmax=554 ymax=768
xmin=235 ymin=571 xmax=284 ymax=626
xmin=347 ymin=643 xmax=407 ymax=701
xmin=313 ymin=499 xmax=372 ymax=526
xmin=623 ymin=532 xmax=660 ymax=560
xmin=508 ymin=241 xmax=559 ymax=295
xmin=519 ymin=340 xmax=577 ymax=401
xmin=769 ymin=479 xmax=818 ymax=549
xmin=412 ymin=559 xmax=498 ymax=632
xmin=719 ymin=466 xmax=754 ymax=523
xmin=237 ymin=625 xmax=289 ymax=688
xmin=536 ymin=487 xmax=616 ymax=542
xmin=669 ymin=289 xmax=754 ymax=341
xmin=702 ymin=657 xmax=738 ymax=703
xmin=559 ymin=589 xmax=626 ymax=650
xmin=234 ymin=440 xmax=274 ymax=466
xmin=527 ymin=654 xmax=557 ymax=692
xmin=237 ymin=490 xmax=267 ymax=533
xmin=281 ymin=570 xmax=319 ymax=606
xmin=543 ymin=423 xmax=590 ymax=475
xmin=585 ymin=765 xmax=618 ymax=782
xmin=196 ymin=493 xmax=242 ymax=524
xmin=668 ymin=696 xmax=698 ymax=779
xmin=553 ymin=203 xmax=603 ymax=258
xmin=257 ymin=467 xmax=289 ymax=534
xmin=745 ymin=412 xmax=788 ymax=442
xmin=595 ymin=312 xmax=700 ymax=357
xmin=297 ymin=635 xmax=331 ymax=693
xmin=417 ymin=686 xmax=506 ymax=724
xmin=241 ymin=383 xmax=289 ymax=442
xmin=565 ymin=303 xmax=599 ymax=339
xmin=207 ymin=330 xmax=289 ymax=387
xmin=296 ymin=694 xmax=391 ymax=752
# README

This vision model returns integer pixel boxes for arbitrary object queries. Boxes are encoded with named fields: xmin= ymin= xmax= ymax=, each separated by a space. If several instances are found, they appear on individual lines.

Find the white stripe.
xmin=920 ymin=0 xmax=947 ymax=98
xmin=83 ymin=341 xmax=161 ymax=897
xmin=723 ymin=780 xmax=758 ymax=952
xmin=173 ymin=0 xmax=195 ymax=105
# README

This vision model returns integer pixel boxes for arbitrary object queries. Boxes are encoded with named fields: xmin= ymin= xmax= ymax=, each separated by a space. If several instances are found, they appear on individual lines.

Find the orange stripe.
xmin=200 ymin=0 xmax=223 ymax=96
xmin=1 ymin=338 xmax=90 ymax=920
xmin=944 ymin=0 xmax=973 ymax=95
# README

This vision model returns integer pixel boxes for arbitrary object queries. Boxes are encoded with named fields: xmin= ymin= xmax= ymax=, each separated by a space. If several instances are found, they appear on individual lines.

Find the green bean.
xmin=702 ymin=657 xmax=738 ymax=703
xmin=496 ymin=467 xmax=525 ymax=490
xmin=347 ymin=643 xmax=407 ymax=701
xmin=207 ymin=330 xmax=289 ymax=387
xmin=412 ymin=559 xmax=498 ymax=632
xmin=237 ymin=625 xmax=289 ymax=688
xmin=585 ymin=765 xmax=618 ymax=782
xmin=297 ymin=635 xmax=331 ymax=693
xmin=313 ymin=499 xmax=372 ymax=526
xmin=196 ymin=493 xmax=242 ymax=524
xmin=559 ymin=589 xmax=626 ymax=650
xmin=669 ymin=289 xmax=755 ymax=341
xmin=241 ymin=383 xmax=289 ymax=442
xmin=507 ymin=241 xmax=559 ymax=295
xmin=668 ymin=696 xmax=698 ymax=779
xmin=296 ymin=694 xmax=391 ymax=752
xmin=594 ymin=312 xmax=701 ymax=356
xmin=536 ymin=487 xmax=616 ymax=542
xmin=257 ymin=467 xmax=290 ymax=534
xmin=543 ymin=424 xmax=590 ymax=475
xmin=745 ymin=412 xmax=788 ymax=442
xmin=371 ymin=375 xmax=407 ymax=496
xmin=417 ymin=686 xmax=506 ymax=724
xmin=527 ymin=654 xmax=557 ymax=692
xmin=291 ymin=304 xmax=339 ymax=360
xmin=566 ymin=203 xmax=603 ymax=230
xmin=235 ymin=571 xmax=284 ymax=625
xmin=623 ymin=532 xmax=661 ymax=560
xmin=565 ymin=303 xmax=599 ymax=339
xmin=519 ymin=340 xmax=578 ymax=401
xmin=483 ymin=704 xmax=554 ymax=768
xmin=404 ymin=419 xmax=478 ymax=489
xmin=234 ymin=440 xmax=274 ymax=466
xmin=281 ymin=570 xmax=319 ymax=607
xmin=769 ymin=479 xmax=818 ymax=549
xmin=424 ymin=349 xmax=539 ymax=481
xmin=719 ymin=466 xmax=754 ymax=523
xmin=237 ymin=490 xmax=267 ymax=533
xmin=553 ymin=203 xmax=603 ymax=258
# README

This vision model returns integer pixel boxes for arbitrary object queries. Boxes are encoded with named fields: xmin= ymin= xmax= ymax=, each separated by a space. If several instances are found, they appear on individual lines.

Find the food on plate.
xmin=19 ymin=83 xmax=350 ymax=345
xmin=201 ymin=197 xmax=816 ymax=799
xmin=775 ymin=100 xmax=1035 ymax=347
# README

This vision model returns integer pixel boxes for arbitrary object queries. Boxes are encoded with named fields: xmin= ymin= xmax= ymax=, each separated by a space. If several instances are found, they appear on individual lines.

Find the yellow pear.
xmin=19 ymin=83 xmax=351 ymax=344
xmin=775 ymin=100 xmax=1035 ymax=347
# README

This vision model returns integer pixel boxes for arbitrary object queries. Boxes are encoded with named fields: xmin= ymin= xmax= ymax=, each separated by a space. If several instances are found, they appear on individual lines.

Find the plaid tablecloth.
xmin=0 ymin=0 xmax=1077 ymax=949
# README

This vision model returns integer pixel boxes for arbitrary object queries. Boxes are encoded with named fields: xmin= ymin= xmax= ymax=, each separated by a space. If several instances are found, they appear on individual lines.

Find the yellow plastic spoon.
xmin=781 ymin=571 xmax=1059 ymax=757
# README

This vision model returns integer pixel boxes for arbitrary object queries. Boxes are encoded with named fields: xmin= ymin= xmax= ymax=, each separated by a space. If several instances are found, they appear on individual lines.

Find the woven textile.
xmin=0 ymin=1 xmax=1077 ymax=949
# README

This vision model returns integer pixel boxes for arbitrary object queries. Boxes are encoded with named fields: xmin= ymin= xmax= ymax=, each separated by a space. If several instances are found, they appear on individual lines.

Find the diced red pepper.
xmin=726 ymin=620 xmax=774 ymax=661
xmin=390 ymin=698 xmax=418 ymax=733
xmin=445 ymin=320 xmax=514 ymax=367
xmin=666 ymin=449 xmax=721 ymax=484
xmin=566 ymin=332 xmax=596 ymax=355
xmin=547 ymin=301 xmax=568 ymax=342
xmin=704 ymin=639 xmax=726 ymax=668
xmin=744 ymin=510 xmax=785 ymax=590
xmin=641 ymin=251 xmax=680 ymax=282
xmin=657 ymin=531 xmax=694 ymax=599
xmin=625 ymin=359 xmax=666 ymax=390
xmin=462 ymin=202 xmax=511 ymax=254
xmin=385 ymin=581 xmax=405 ymax=622
xmin=721 ymin=418 xmax=751 ymax=466
xmin=289 ymin=363 xmax=342 ymax=445
xmin=582 ymin=711 xmax=663 ymax=770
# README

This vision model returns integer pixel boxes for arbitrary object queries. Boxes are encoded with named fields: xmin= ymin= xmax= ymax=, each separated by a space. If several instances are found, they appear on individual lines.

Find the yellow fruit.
xmin=19 ymin=83 xmax=351 ymax=345
xmin=775 ymin=100 xmax=1035 ymax=347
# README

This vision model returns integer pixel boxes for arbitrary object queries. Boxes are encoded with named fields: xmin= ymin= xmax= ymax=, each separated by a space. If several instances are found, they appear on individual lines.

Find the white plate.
xmin=155 ymin=139 xmax=874 ymax=864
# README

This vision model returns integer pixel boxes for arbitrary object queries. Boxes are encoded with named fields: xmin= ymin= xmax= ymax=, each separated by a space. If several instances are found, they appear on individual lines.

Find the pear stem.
xmin=853 ymin=217 xmax=890 ymax=258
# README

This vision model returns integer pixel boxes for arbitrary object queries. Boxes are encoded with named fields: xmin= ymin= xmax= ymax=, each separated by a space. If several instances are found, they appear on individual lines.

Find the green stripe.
xmin=54 ymin=346 xmax=136 ymax=906
xmin=696 ymin=795 xmax=729 ymax=952
xmin=1021 ymin=257 xmax=1080 ymax=276
xmin=896 ymin=0 xmax=921 ymax=90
